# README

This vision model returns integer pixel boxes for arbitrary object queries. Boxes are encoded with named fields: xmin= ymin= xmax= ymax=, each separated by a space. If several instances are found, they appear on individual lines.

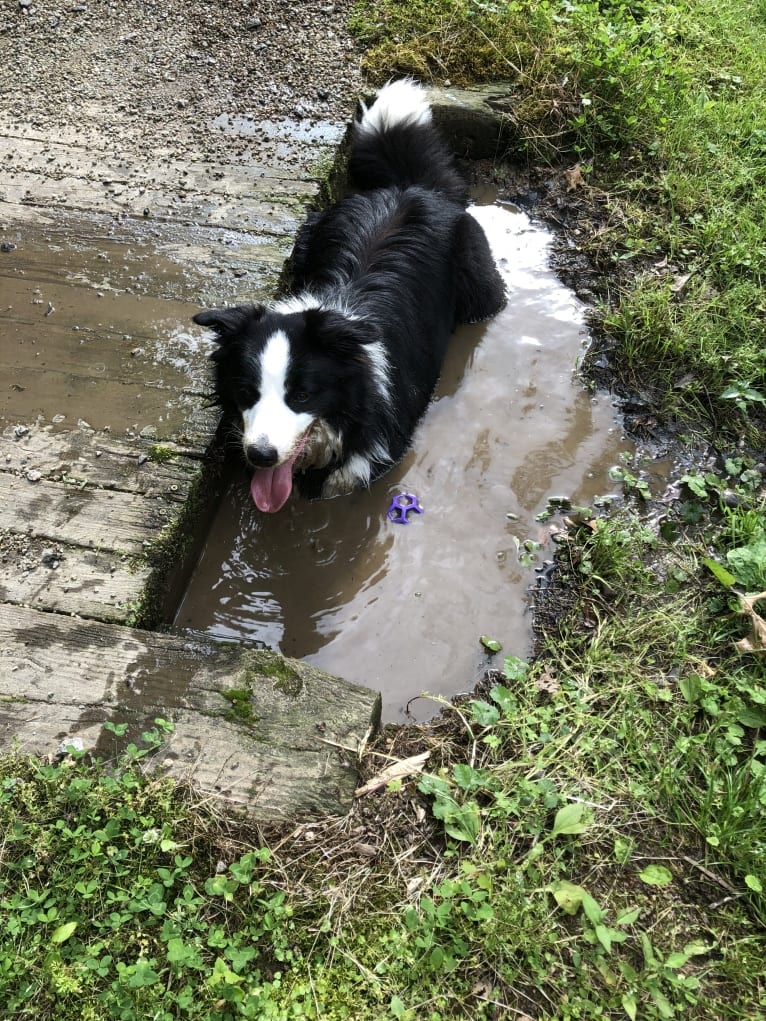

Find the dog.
xmin=194 ymin=79 xmax=506 ymax=512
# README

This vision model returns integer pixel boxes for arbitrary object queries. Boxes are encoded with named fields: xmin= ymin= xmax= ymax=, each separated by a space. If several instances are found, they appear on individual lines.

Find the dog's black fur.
xmin=194 ymin=80 xmax=506 ymax=512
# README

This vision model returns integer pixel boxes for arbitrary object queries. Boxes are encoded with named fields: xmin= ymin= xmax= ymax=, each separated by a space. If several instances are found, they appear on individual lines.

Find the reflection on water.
xmin=175 ymin=202 xmax=633 ymax=720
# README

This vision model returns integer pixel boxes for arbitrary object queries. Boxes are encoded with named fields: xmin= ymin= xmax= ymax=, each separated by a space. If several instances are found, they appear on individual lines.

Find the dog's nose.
xmin=245 ymin=442 xmax=279 ymax=468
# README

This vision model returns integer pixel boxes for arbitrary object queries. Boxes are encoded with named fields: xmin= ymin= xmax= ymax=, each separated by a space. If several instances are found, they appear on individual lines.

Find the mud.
xmin=0 ymin=212 xmax=230 ymax=437
xmin=175 ymin=199 xmax=634 ymax=720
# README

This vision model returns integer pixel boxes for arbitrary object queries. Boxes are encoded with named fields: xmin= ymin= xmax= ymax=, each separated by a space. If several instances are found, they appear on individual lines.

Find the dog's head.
xmin=194 ymin=303 xmax=376 ymax=512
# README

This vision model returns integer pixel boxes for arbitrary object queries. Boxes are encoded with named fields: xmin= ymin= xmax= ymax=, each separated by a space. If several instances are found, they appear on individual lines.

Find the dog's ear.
xmin=192 ymin=304 xmax=265 ymax=341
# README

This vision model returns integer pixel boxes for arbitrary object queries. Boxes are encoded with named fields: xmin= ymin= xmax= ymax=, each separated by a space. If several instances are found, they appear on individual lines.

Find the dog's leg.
xmin=452 ymin=212 xmax=507 ymax=324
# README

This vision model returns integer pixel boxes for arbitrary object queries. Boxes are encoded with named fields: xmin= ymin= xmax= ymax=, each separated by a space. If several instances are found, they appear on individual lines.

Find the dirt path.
xmin=2 ymin=0 xmax=364 ymax=163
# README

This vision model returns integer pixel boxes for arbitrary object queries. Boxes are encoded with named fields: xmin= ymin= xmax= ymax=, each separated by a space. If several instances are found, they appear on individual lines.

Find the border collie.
xmin=194 ymin=80 xmax=506 ymax=513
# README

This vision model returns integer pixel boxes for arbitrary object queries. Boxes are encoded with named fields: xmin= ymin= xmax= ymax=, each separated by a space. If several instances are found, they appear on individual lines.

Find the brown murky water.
xmin=175 ymin=201 xmax=635 ymax=720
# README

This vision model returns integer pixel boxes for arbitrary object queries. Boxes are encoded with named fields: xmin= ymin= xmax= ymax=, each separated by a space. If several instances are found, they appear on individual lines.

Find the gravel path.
xmin=1 ymin=0 xmax=365 ymax=163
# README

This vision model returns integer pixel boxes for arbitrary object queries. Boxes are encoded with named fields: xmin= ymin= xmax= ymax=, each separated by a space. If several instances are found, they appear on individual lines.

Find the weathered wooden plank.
xmin=1 ymin=173 xmax=305 ymax=234
xmin=1 ymin=221 xmax=288 ymax=303
xmin=0 ymin=471 xmax=173 ymax=554
xmin=1 ymin=269 xmax=214 ymax=349
xmin=0 ymin=531 xmax=149 ymax=624
xmin=0 ymin=603 xmax=382 ymax=820
xmin=0 ymin=135 xmax=318 ymax=192
xmin=3 ymin=319 xmax=204 ymax=391
xmin=0 ymin=366 xmax=208 ymax=440
xmin=1 ymin=424 xmax=209 ymax=498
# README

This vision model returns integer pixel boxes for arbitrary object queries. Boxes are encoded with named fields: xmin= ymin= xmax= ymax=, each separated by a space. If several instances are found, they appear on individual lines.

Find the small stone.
xmin=26 ymin=469 xmax=42 ymax=482
xmin=56 ymin=737 xmax=85 ymax=757
xmin=13 ymin=424 xmax=29 ymax=438
xmin=0 ymin=241 xmax=16 ymax=252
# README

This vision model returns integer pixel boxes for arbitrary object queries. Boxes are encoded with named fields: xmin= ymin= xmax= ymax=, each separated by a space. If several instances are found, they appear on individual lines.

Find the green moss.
xmin=222 ymin=686 xmax=255 ymax=723
xmin=233 ymin=650 xmax=305 ymax=698
xmin=126 ymin=450 xmax=223 ymax=629
xmin=146 ymin=444 xmax=177 ymax=464
xmin=260 ymin=655 xmax=304 ymax=697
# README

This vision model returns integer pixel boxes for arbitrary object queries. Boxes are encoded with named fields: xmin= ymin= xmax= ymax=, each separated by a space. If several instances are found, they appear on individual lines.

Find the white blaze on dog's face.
xmin=241 ymin=329 xmax=315 ymax=513
xmin=241 ymin=330 xmax=313 ymax=459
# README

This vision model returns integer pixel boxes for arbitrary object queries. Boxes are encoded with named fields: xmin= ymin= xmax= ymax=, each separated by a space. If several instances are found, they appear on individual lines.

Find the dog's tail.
xmin=347 ymin=79 xmax=468 ymax=205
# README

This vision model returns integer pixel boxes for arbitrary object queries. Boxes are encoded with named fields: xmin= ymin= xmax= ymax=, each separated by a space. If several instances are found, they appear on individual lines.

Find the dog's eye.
xmin=293 ymin=390 xmax=310 ymax=405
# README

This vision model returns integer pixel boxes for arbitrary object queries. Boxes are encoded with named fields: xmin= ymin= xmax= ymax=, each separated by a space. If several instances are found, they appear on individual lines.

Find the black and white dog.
xmin=194 ymin=80 xmax=506 ymax=512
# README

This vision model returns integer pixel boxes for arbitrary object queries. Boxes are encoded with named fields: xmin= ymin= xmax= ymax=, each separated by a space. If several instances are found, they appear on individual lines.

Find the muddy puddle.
xmin=175 ymin=199 xmax=636 ymax=721
xmin=0 ymin=212 xmax=227 ymax=437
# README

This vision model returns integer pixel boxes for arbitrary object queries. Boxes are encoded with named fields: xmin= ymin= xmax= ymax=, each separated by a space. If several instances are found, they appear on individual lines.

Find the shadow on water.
xmin=175 ymin=199 xmax=635 ymax=721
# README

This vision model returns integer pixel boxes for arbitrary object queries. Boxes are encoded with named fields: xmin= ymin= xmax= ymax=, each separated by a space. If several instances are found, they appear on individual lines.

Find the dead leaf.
xmin=354 ymin=751 xmax=430 ymax=797
xmin=564 ymin=163 xmax=586 ymax=192
xmin=351 ymin=842 xmax=378 ymax=857
xmin=536 ymin=671 xmax=560 ymax=696
xmin=406 ymin=876 xmax=425 ymax=897
xmin=734 ymin=591 xmax=766 ymax=656
xmin=670 ymin=270 xmax=694 ymax=293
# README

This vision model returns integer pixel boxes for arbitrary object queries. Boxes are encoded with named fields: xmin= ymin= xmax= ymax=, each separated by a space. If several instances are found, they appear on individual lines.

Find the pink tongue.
xmin=251 ymin=460 xmax=295 ymax=513
xmin=250 ymin=435 xmax=311 ymax=513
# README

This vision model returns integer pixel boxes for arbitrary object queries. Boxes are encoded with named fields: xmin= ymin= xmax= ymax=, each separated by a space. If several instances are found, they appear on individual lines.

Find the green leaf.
xmin=207 ymin=957 xmax=243 ymax=988
xmin=204 ymin=876 xmax=239 ymax=901
xmin=738 ymin=707 xmax=766 ymax=728
xmin=469 ymin=700 xmax=500 ymax=727
xmin=127 ymin=959 xmax=161 ymax=988
xmin=638 ymin=864 xmax=673 ymax=886
xmin=549 ymin=879 xmax=587 ymax=915
xmin=502 ymin=656 xmax=529 ymax=682
xmin=51 ymin=921 xmax=77 ymax=945
xmin=679 ymin=673 xmax=702 ymax=704
xmin=595 ymin=924 xmax=615 ymax=952
xmin=479 ymin=635 xmax=502 ymax=653
xmin=490 ymin=683 xmax=516 ymax=715
xmin=444 ymin=802 xmax=481 ymax=843
xmin=390 ymin=995 xmax=406 ymax=1019
xmin=581 ymin=891 xmax=605 ymax=926
xmin=551 ymin=802 xmax=593 ymax=837
xmin=702 ymin=557 xmax=737 ymax=588
xmin=680 ymin=473 xmax=708 ymax=498
xmin=622 ymin=992 xmax=638 ymax=1021
xmin=745 ymin=874 xmax=763 ymax=893
xmin=614 ymin=837 xmax=633 ymax=864
xmin=614 ymin=906 xmax=640 ymax=927
xmin=452 ymin=763 xmax=486 ymax=791
xmin=727 ymin=538 xmax=766 ymax=589
xmin=665 ymin=950 xmax=692 ymax=969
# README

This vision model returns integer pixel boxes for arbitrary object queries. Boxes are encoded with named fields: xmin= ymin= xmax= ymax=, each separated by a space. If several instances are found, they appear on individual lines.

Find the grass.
xmin=351 ymin=0 xmax=766 ymax=444
xmin=2 ymin=487 xmax=765 ymax=1017
xmin=2 ymin=0 xmax=766 ymax=1017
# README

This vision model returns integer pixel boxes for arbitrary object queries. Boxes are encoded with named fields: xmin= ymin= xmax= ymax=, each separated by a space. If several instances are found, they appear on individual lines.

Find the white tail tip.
xmin=357 ymin=79 xmax=432 ymax=135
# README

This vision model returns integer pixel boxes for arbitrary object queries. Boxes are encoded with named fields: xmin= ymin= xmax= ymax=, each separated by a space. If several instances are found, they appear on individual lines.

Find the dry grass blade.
xmin=733 ymin=590 xmax=766 ymax=655
xmin=354 ymin=751 xmax=430 ymax=797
